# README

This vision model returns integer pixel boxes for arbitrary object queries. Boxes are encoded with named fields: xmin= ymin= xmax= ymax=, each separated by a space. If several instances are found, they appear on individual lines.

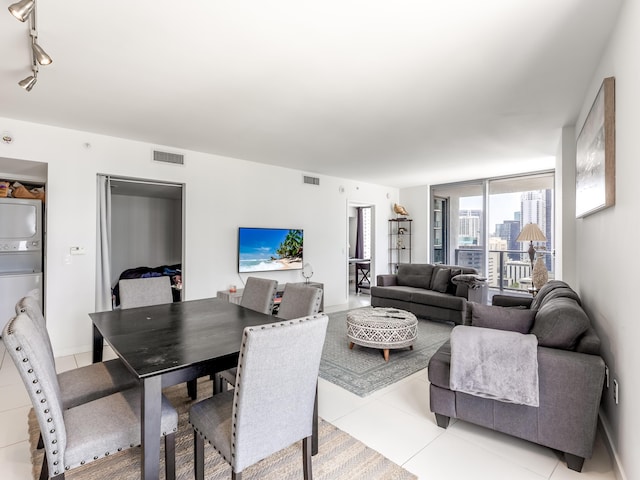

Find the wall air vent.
xmin=303 ymin=175 xmax=320 ymax=186
xmin=152 ymin=150 xmax=185 ymax=165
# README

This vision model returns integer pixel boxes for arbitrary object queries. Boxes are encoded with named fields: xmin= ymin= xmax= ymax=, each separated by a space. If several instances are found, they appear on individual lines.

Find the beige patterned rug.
xmin=29 ymin=378 xmax=416 ymax=480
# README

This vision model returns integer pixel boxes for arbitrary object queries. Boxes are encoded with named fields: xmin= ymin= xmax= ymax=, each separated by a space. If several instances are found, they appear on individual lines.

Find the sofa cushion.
xmin=530 ymin=280 xmax=571 ymax=310
xmin=431 ymin=268 xmax=451 ymax=293
xmin=538 ymin=287 xmax=582 ymax=308
xmin=369 ymin=286 xmax=415 ymax=302
xmin=397 ymin=264 xmax=435 ymax=289
xmin=531 ymin=297 xmax=590 ymax=350
xmin=471 ymin=303 xmax=536 ymax=334
xmin=411 ymin=290 xmax=466 ymax=310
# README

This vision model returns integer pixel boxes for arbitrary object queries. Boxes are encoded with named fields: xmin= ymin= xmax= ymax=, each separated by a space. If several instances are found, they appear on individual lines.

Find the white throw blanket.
xmin=449 ymin=325 xmax=539 ymax=407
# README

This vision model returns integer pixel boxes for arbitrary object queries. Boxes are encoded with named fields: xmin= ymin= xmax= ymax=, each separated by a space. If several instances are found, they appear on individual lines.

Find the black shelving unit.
xmin=388 ymin=218 xmax=412 ymax=273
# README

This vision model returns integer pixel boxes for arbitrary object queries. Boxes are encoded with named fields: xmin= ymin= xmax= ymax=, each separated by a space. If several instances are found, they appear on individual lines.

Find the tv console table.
xmin=217 ymin=281 xmax=324 ymax=312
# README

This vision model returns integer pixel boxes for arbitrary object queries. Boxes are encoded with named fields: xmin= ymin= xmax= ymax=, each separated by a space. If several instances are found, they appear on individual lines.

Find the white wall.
xmin=555 ymin=126 xmax=577 ymax=284
xmin=573 ymin=2 xmax=639 ymax=479
xmin=0 ymin=117 xmax=398 ymax=356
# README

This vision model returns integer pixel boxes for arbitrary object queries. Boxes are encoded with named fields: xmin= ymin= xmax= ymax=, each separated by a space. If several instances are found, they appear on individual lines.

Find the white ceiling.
xmin=0 ymin=1 xmax=622 ymax=188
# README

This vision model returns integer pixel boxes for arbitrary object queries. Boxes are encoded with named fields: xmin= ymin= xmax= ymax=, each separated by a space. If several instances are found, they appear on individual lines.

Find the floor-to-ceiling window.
xmin=488 ymin=173 xmax=554 ymax=292
xmin=431 ymin=181 xmax=485 ymax=272
xmin=431 ymin=171 xmax=554 ymax=293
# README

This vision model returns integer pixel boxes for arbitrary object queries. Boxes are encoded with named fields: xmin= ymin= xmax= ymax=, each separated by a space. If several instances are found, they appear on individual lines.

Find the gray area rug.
xmin=319 ymin=309 xmax=453 ymax=396
xmin=29 ymin=378 xmax=416 ymax=480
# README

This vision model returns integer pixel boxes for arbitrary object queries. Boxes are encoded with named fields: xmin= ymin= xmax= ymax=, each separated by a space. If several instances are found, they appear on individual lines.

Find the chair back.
xmin=119 ymin=276 xmax=173 ymax=309
xmin=231 ymin=314 xmax=328 ymax=472
xmin=15 ymin=295 xmax=54 ymax=364
xmin=276 ymin=284 xmax=323 ymax=320
xmin=239 ymin=277 xmax=278 ymax=314
xmin=3 ymin=313 xmax=68 ymax=475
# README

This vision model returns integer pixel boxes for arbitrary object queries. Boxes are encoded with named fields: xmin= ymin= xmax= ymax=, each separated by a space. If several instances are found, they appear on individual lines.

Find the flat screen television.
xmin=238 ymin=228 xmax=303 ymax=273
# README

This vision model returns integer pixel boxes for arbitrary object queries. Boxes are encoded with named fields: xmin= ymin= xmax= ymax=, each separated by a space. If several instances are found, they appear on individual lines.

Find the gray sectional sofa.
xmin=370 ymin=263 xmax=483 ymax=325
xmin=428 ymin=280 xmax=605 ymax=472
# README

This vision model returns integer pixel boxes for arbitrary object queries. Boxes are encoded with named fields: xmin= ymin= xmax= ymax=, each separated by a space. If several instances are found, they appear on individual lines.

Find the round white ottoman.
xmin=346 ymin=307 xmax=418 ymax=362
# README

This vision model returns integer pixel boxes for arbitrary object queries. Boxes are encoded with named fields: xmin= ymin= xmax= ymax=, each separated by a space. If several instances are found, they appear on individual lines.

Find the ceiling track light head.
xmin=32 ymin=41 xmax=52 ymax=65
xmin=8 ymin=0 xmax=35 ymax=22
xmin=18 ymin=73 xmax=37 ymax=91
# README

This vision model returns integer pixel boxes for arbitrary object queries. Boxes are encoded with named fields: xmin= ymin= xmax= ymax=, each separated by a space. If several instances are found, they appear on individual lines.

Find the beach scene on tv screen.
xmin=239 ymin=228 xmax=303 ymax=272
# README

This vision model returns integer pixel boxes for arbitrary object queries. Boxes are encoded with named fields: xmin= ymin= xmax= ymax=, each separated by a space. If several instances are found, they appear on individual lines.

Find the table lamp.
xmin=516 ymin=223 xmax=547 ymax=270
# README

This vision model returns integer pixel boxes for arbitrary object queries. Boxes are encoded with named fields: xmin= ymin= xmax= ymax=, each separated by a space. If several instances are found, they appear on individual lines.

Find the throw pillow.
xmin=531 ymin=297 xmax=590 ymax=350
xmin=471 ymin=303 xmax=536 ymax=334
xmin=397 ymin=264 xmax=434 ymax=289
xmin=431 ymin=268 xmax=451 ymax=293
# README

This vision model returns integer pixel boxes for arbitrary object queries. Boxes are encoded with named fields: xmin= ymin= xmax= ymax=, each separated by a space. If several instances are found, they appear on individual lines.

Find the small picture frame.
xmin=575 ymin=77 xmax=615 ymax=218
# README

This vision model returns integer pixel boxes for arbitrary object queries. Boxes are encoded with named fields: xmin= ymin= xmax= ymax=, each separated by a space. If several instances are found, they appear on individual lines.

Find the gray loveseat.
xmin=370 ymin=263 xmax=484 ymax=325
xmin=428 ymin=280 xmax=605 ymax=472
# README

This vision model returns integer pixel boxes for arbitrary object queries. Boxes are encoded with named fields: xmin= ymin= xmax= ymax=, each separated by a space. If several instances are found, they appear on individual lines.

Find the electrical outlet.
xmin=613 ymin=379 xmax=619 ymax=405
xmin=605 ymin=365 xmax=609 ymax=388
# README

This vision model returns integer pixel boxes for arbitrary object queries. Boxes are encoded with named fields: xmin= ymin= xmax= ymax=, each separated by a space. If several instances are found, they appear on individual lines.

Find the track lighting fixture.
xmin=8 ymin=0 xmax=51 ymax=91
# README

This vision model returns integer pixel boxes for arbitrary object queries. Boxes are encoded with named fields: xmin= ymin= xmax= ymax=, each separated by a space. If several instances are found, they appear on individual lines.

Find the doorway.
xmin=347 ymin=204 xmax=373 ymax=295
xmin=96 ymin=175 xmax=184 ymax=311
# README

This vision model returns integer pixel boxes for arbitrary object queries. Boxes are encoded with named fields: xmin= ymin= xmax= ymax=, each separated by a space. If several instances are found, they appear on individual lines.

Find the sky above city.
xmin=461 ymin=192 xmax=522 ymax=234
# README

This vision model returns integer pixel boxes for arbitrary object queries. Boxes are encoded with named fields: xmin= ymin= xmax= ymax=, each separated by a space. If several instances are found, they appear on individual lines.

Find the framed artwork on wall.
xmin=576 ymin=76 xmax=615 ymax=218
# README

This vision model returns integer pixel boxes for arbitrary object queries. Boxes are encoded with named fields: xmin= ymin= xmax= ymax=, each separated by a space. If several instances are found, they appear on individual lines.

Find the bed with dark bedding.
xmin=112 ymin=264 xmax=181 ymax=306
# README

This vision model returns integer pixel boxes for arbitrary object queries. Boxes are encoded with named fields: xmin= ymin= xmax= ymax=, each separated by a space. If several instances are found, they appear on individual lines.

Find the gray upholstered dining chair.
xmin=3 ymin=312 xmax=178 ymax=480
xmin=214 ymin=277 xmax=279 ymax=391
xmin=216 ymin=283 xmax=323 ymax=391
xmin=119 ymin=276 xmax=174 ymax=309
xmin=239 ymin=277 xmax=279 ymax=314
xmin=189 ymin=314 xmax=329 ymax=480
xmin=15 ymin=295 xmax=138 ymax=410
xmin=276 ymin=283 xmax=323 ymax=320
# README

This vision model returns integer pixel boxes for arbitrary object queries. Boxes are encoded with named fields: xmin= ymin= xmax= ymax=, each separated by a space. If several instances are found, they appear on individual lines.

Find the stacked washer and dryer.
xmin=0 ymin=197 xmax=43 ymax=333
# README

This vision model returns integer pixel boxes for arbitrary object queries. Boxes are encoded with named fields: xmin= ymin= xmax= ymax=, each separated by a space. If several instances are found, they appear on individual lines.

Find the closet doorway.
xmin=96 ymin=175 xmax=184 ymax=312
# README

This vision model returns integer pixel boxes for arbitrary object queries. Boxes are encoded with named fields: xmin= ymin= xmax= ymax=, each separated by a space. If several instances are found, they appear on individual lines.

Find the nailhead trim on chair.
xmin=62 ymin=426 xmax=178 ymax=471
xmin=13 ymin=344 xmax=63 ymax=476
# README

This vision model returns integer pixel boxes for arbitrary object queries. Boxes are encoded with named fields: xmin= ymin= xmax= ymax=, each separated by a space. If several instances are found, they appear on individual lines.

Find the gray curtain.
xmin=355 ymin=207 xmax=364 ymax=259
xmin=95 ymin=175 xmax=113 ymax=312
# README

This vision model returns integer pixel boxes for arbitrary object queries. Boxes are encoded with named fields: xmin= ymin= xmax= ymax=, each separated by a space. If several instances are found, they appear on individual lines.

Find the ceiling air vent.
xmin=152 ymin=150 xmax=185 ymax=165
xmin=303 ymin=175 xmax=320 ymax=186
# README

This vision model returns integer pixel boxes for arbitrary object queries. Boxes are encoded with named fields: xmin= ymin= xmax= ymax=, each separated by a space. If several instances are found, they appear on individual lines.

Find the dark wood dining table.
xmin=90 ymin=297 xmax=320 ymax=480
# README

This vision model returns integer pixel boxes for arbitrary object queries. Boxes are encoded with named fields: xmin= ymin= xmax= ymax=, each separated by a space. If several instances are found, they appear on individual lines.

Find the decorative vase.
xmin=532 ymin=255 xmax=549 ymax=290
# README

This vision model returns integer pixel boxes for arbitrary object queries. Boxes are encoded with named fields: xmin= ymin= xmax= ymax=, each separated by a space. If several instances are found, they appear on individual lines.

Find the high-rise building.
xmin=459 ymin=209 xmax=481 ymax=245
xmin=488 ymin=237 xmax=507 ymax=288
xmin=520 ymin=191 xmax=546 ymax=230
xmin=495 ymin=218 xmax=521 ymax=260
xmin=520 ymin=191 xmax=546 ymax=264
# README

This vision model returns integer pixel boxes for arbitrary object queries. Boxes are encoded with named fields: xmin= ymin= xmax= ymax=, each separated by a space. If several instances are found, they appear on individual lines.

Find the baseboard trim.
xmin=599 ymin=412 xmax=627 ymax=480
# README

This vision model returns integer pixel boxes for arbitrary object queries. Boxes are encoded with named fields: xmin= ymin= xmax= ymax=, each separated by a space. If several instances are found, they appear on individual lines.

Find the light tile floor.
xmin=0 ymin=294 xmax=616 ymax=479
